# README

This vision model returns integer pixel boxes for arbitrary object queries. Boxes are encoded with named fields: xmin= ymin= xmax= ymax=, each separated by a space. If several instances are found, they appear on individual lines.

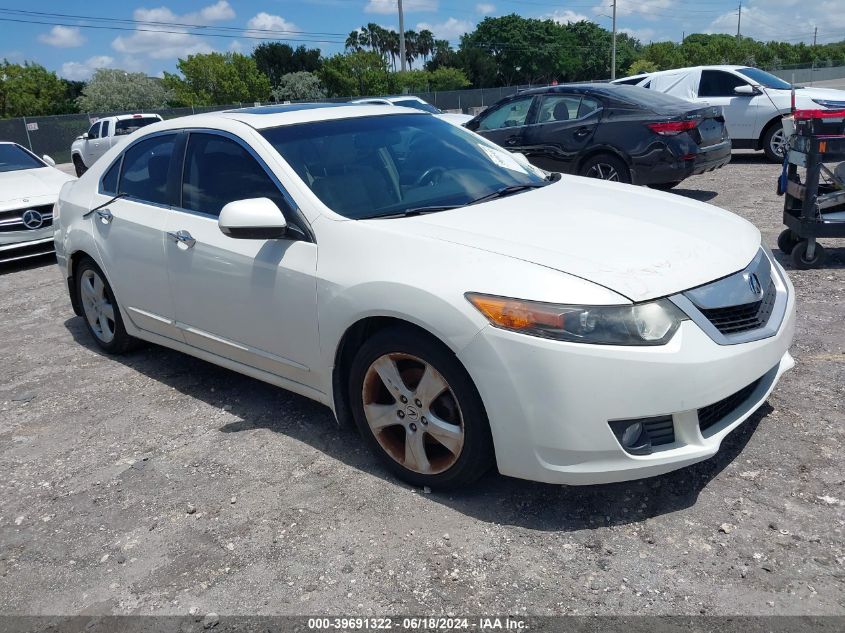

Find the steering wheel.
xmin=414 ymin=166 xmax=446 ymax=187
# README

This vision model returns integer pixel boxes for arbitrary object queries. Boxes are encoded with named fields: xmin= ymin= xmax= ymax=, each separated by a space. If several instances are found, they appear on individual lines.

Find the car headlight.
xmin=811 ymin=99 xmax=845 ymax=109
xmin=466 ymin=293 xmax=687 ymax=345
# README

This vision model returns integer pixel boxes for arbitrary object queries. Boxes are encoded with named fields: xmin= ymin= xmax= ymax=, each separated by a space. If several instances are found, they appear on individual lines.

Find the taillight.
xmin=646 ymin=120 xmax=698 ymax=136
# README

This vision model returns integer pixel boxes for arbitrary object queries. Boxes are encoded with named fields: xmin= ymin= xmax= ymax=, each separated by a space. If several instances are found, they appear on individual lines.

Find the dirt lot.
xmin=1 ymin=153 xmax=843 ymax=617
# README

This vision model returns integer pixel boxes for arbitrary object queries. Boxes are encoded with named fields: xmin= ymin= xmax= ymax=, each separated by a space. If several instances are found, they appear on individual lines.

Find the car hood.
xmin=392 ymin=177 xmax=761 ymax=302
xmin=0 ymin=167 xmax=74 ymax=206
xmin=765 ymin=86 xmax=845 ymax=106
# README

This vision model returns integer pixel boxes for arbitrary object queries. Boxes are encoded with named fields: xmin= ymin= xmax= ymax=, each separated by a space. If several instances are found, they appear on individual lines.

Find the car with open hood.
xmin=53 ymin=103 xmax=795 ymax=489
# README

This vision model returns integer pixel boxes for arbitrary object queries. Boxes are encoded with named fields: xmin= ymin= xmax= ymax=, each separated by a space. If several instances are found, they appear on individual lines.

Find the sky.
xmin=0 ymin=0 xmax=841 ymax=80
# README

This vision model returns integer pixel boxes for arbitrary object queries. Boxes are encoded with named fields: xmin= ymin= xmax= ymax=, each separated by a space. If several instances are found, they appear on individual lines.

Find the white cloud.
xmin=621 ymin=26 xmax=656 ymax=42
xmin=548 ymin=10 xmax=590 ymax=24
xmin=38 ymin=26 xmax=86 ymax=48
xmin=415 ymin=17 xmax=472 ymax=41
xmin=60 ymin=56 xmax=116 ymax=81
xmin=366 ymin=0 xmax=438 ymax=15
xmin=200 ymin=0 xmax=235 ymax=21
xmin=592 ymin=0 xmax=674 ymax=18
xmin=245 ymin=12 xmax=299 ymax=35
xmin=111 ymin=2 xmax=234 ymax=62
xmin=476 ymin=3 xmax=495 ymax=15
xmin=706 ymin=0 xmax=845 ymax=42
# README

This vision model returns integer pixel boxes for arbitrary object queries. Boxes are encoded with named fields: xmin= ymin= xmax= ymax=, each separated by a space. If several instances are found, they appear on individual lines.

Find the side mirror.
xmin=82 ymin=133 xmax=89 ymax=140
xmin=733 ymin=84 xmax=757 ymax=96
xmin=42 ymin=155 xmax=56 ymax=167
xmin=218 ymin=197 xmax=288 ymax=240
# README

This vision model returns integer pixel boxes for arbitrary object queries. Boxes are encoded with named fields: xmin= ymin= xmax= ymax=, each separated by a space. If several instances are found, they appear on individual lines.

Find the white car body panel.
xmin=54 ymin=106 xmax=795 ymax=485
xmin=614 ymin=65 xmax=845 ymax=143
xmin=71 ymin=114 xmax=163 ymax=169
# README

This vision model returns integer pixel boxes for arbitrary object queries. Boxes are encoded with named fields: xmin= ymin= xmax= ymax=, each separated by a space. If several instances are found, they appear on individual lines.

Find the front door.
xmin=696 ymin=70 xmax=762 ymax=142
xmin=164 ymin=131 xmax=320 ymax=390
xmin=473 ymin=94 xmax=536 ymax=153
xmin=92 ymin=132 xmax=180 ymax=340
xmin=81 ymin=121 xmax=104 ymax=167
xmin=522 ymin=94 xmax=602 ymax=172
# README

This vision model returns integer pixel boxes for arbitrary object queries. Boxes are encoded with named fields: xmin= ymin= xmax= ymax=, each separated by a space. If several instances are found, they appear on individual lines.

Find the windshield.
xmin=393 ymin=99 xmax=441 ymax=114
xmin=115 ymin=117 xmax=161 ymax=136
xmin=736 ymin=67 xmax=792 ymax=90
xmin=261 ymin=113 xmax=547 ymax=219
xmin=0 ymin=144 xmax=44 ymax=173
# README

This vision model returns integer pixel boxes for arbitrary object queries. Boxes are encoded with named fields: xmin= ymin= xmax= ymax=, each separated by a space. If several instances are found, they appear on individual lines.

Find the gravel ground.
xmin=1 ymin=152 xmax=843 ymax=617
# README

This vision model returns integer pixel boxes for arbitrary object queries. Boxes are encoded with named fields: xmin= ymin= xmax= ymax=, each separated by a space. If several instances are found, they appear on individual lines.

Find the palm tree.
xmin=345 ymin=30 xmax=361 ymax=51
xmin=385 ymin=30 xmax=400 ymax=70
xmin=404 ymin=30 xmax=418 ymax=69
xmin=418 ymin=29 xmax=434 ymax=64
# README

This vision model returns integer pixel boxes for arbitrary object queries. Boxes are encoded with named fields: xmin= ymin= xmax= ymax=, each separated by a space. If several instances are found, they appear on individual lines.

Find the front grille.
xmin=0 ymin=203 xmax=54 ymax=233
xmin=698 ymin=280 xmax=776 ymax=335
xmin=698 ymin=378 xmax=762 ymax=436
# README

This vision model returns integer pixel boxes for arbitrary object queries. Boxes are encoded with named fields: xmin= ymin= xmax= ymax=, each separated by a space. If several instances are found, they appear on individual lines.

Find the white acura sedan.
xmin=54 ymin=104 xmax=795 ymax=489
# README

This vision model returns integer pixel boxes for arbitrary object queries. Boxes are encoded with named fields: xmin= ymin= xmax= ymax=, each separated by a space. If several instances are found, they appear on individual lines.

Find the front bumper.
xmin=459 ymin=268 xmax=795 ymax=485
xmin=0 ymin=228 xmax=55 ymax=263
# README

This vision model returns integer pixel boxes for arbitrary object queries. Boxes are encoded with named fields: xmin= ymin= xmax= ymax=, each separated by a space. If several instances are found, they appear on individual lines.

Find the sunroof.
xmin=227 ymin=103 xmax=350 ymax=115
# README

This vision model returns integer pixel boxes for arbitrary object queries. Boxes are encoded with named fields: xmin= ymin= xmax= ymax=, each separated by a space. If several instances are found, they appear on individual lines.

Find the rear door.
xmin=164 ymin=130 xmax=320 ymax=389
xmin=472 ymin=95 xmax=537 ymax=152
xmin=521 ymin=93 xmax=602 ymax=172
xmin=92 ymin=132 xmax=181 ymax=340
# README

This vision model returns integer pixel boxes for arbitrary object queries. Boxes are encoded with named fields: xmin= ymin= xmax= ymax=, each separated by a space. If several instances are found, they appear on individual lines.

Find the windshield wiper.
xmin=360 ymin=204 xmax=462 ymax=220
xmin=467 ymin=182 xmax=549 ymax=206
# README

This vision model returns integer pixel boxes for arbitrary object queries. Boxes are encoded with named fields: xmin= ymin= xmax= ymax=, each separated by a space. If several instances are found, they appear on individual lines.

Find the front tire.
xmin=75 ymin=258 xmax=136 ymax=354
xmin=73 ymin=155 xmax=87 ymax=177
xmin=763 ymin=120 xmax=787 ymax=163
xmin=348 ymin=327 xmax=494 ymax=489
xmin=579 ymin=154 xmax=631 ymax=184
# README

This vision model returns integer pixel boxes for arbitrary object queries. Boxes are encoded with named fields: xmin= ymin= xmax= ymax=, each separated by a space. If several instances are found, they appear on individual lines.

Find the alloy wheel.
xmin=770 ymin=127 xmax=787 ymax=158
xmin=79 ymin=269 xmax=116 ymax=344
xmin=361 ymin=353 xmax=465 ymax=475
xmin=585 ymin=162 xmax=620 ymax=181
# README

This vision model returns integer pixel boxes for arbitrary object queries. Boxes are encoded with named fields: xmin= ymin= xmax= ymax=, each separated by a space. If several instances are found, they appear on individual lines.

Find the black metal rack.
xmin=778 ymin=120 xmax=845 ymax=269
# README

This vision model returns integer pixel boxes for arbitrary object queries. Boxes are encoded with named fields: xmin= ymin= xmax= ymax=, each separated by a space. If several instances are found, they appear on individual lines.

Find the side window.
xmin=101 ymin=120 xmax=110 ymax=137
xmin=87 ymin=122 xmax=100 ymax=139
xmin=101 ymin=159 xmax=120 ymax=194
xmin=181 ymin=133 xmax=288 ymax=218
xmin=536 ymin=95 xmax=581 ymax=123
xmin=118 ymin=134 xmax=176 ymax=205
xmin=478 ymin=96 xmax=534 ymax=131
xmin=578 ymin=97 xmax=601 ymax=118
xmin=698 ymin=70 xmax=748 ymax=97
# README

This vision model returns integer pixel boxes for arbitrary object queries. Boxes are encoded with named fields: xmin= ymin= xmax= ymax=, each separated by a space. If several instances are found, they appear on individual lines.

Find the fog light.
xmin=608 ymin=418 xmax=662 ymax=455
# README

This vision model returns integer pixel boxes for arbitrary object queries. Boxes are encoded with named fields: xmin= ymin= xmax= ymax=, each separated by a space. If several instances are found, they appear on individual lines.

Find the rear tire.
xmin=75 ymin=258 xmax=136 ymax=354
xmin=579 ymin=154 xmax=631 ymax=184
xmin=648 ymin=181 xmax=682 ymax=191
xmin=73 ymin=155 xmax=87 ymax=177
xmin=762 ymin=120 xmax=787 ymax=163
xmin=348 ymin=326 xmax=494 ymax=489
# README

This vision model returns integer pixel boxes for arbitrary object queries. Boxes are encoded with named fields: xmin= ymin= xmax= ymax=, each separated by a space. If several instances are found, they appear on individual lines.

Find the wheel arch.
xmin=67 ymin=249 xmax=108 ymax=317
xmin=331 ymin=316 xmax=467 ymax=429
xmin=575 ymin=145 xmax=632 ymax=175
xmin=758 ymin=114 xmax=787 ymax=150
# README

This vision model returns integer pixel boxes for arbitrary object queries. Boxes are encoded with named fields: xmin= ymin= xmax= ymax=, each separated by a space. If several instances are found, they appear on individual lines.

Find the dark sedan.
xmin=465 ymin=84 xmax=731 ymax=189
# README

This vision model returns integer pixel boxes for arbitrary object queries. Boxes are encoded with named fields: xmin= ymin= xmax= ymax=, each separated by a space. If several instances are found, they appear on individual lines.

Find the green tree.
xmin=429 ymin=67 xmax=471 ymax=91
xmin=76 ymin=68 xmax=171 ymax=112
xmin=626 ymin=59 xmax=658 ymax=76
xmin=270 ymin=71 xmax=325 ymax=101
xmin=390 ymin=70 xmax=431 ymax=93
xmin=0 ymin=60 xmax=75 ymax=118
xmin=253 ymin=43 xmax=322 ymax=88
xmin=164 ymin=52 xmax=271 ymax=106
xmin=318 ymin=51 xmax=390 ymax=97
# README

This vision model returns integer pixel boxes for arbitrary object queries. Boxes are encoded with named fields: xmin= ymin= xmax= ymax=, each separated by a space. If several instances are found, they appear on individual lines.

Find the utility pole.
xmin=611 ymin=0 xmax=617 ymax=80
xmin=813 ymin=26 xmax=818 ymax=46
xmin=398 ymin=0 xmax=407 ymax=72
xmin=736 ymin=2 xmax=742 ymax=39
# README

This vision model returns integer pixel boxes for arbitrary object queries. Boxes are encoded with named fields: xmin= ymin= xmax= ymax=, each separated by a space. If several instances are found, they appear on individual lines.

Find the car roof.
xmin=110 ymin=113 xmax=163 ymax=120
xmin=143 ymin=102 xmax=421 ymax=131
xmin=614 ymin=65 xmax=750 ymax=82
xmin=517 ymin=83 xmax=650 ymax=97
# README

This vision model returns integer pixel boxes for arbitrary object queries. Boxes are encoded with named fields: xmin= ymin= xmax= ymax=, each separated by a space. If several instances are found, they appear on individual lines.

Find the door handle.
xmin=574 ymin=127 xmax=591 ymax=139
xmin=95 ymin=209 xmax=113 ymax=224
xmin=505 ymin=136 xmax=519 ymax=146
xmin=167 ymin=230 xmax=196 ymax=250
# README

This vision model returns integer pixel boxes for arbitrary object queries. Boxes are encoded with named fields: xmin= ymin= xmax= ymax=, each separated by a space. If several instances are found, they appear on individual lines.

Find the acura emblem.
xmin=22 ymin=209 xmax=44 ymax=230
xmin=748 ymin=272 xmax=762 ymax=296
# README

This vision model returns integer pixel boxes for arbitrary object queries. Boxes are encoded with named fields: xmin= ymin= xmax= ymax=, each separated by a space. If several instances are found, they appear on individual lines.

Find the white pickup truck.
xmin=71 ymin=113 xmax=163 ymax=176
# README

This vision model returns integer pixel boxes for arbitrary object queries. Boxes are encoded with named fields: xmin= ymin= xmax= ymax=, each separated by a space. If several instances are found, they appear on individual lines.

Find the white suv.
xmin=614 ymin=65 xmax=845 ymax=161
xmin=54 ymin=104 xmax=795 ymax=489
